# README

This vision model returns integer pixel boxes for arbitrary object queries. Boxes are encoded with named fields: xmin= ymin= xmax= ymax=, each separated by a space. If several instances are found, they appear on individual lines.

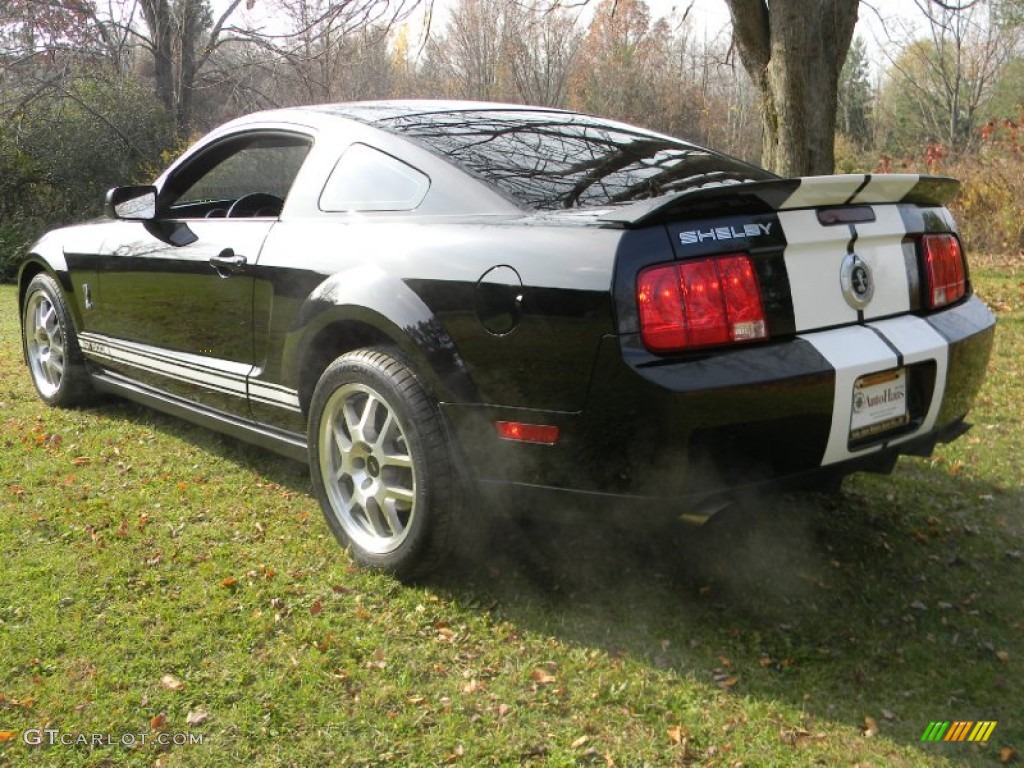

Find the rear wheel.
xmin=22 ymin=273 xmax=94 ymax=407
xmin=308 ymin=348 xmax=463 ymax=579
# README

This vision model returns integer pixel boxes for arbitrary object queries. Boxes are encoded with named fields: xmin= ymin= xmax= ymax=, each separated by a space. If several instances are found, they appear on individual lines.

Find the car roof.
xmin=225 ymin=100 xmax=573 ymax=131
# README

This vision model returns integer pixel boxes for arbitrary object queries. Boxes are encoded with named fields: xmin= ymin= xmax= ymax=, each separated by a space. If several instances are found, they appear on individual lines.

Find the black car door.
xmin=83 ymin=132 xmax=312 ymax=418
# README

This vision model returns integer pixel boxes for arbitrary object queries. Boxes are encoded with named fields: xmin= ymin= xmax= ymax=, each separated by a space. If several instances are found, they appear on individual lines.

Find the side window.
xmin=164 ymin=133 xmax=312 ymax=219
xmin=320 ymin=143 xmax=430 ymax=212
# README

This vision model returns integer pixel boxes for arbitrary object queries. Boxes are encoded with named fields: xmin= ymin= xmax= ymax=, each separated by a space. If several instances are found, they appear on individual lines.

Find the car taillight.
xmin=921 ymin=234 xmax=966 ymax=309
xmin=637 ymin=254 xmax=767 ymax=353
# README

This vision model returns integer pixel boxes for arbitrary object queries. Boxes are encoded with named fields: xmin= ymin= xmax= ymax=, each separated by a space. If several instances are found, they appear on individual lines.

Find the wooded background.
xmin=2 ymin=0 xmax=1023 ymax=277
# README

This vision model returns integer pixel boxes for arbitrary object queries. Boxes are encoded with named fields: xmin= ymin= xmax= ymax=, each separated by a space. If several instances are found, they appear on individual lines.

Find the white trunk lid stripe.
xmin=800 ymin=315 xmax=950 ymax=466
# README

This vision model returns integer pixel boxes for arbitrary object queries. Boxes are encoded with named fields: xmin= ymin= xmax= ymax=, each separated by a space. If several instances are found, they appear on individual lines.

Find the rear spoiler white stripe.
xmin=598 ymin=174 xmax=961 ymax=227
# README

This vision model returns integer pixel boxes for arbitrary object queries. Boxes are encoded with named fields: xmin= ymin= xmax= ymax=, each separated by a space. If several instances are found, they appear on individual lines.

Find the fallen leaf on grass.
xmin=0 ymin=731 xmax=17 ymax=742
xmin=309 ymin=599 xmax=323 ymax=616
xmin=461 ymin=679 xmax=484 ymax=695
xmin=186 ymin=709 xmax=209 ymax=727
xmin=220 ymin=577 xmax=238 ymax=589
xmin=435 ymin=626 xmax=457 ymax=643
xmin=667 ymin=726 xmax=689 ymax=745
xmin=780 ymin=727 xmax=827 ymax=747
xmin=160 ymin=674 xmax=185 ymax=691
xmin=1000 ymin=746 xmax=1017 ymax=764
xmin=530 ymin=668 xmax=556 ymax=685
xmin=150 ymin=713 xmax=167 ymax=730
xmin=571 ymin=735 xmax=589 ymax=749
xmin=712 ymin=670 xmax=738 ymax=690
xmin=70 ymin=456 xmax=91 ymax=466
xmin=861 ymin=716 xmax=879 ymax=738
xmin=996 ymin=650 xmax=1011 ymax=663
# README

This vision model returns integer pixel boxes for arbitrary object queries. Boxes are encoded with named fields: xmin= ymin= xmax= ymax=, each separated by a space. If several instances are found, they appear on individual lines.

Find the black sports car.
xmin=18 ymin=101 xmax=996 ymax=577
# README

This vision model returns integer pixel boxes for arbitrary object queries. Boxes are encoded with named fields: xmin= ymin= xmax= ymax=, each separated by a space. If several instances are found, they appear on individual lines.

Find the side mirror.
xmin=105 ymin=186 xmax=157 ymax=220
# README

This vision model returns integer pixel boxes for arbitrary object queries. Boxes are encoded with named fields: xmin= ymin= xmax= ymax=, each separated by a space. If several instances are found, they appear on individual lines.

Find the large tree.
xmin=725 ymin=0 xmax=859 ymax=176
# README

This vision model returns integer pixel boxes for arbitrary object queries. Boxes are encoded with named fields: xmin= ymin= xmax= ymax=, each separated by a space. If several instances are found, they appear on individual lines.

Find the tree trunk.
xmin=140 ymin=0 xmax=176 ymax=122
xmin=725 ymin=0 xmax=859 ymax=176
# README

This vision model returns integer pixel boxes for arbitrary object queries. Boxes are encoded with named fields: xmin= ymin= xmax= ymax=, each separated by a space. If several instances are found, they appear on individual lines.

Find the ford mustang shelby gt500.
xmin=19 ymin=101 xmax=995 ymax=577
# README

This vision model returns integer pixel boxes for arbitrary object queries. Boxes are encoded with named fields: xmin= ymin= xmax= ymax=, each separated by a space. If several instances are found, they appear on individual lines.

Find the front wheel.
xmin=22 ymin=273 xmax=95 ymax=407
xmin=308 ymin=348 xmax=463 ymax=579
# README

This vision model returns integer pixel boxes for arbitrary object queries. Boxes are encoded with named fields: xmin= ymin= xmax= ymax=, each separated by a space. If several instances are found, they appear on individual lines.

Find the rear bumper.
xmin=443 ymin=295 xmax=995 ymax=506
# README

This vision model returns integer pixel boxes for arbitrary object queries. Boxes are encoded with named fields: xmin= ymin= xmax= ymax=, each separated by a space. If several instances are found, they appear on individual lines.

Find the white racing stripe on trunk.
xmin=800 ymin=326 xmax=897 ymax=465
xmin=778 ymin=210 xmax=858 ymax=330
xmin=779 ymin=204 xmax=914 ymax=331
xmin=849 ymin=204 xmax=913 ymax=321
xmin=867 ymin=315 xmax=949 ymax=436
xmin=802 ymin=315 xmax=950 ymax=466
xmin=780 ymin=175 xmax=868 ymax=209
xmin=851 ymin=176 xmax=920 ymax=204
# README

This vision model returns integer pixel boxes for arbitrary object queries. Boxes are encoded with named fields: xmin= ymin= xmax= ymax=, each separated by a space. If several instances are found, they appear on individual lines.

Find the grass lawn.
xmin=0 ymin=262 xmax=1021 ymax=767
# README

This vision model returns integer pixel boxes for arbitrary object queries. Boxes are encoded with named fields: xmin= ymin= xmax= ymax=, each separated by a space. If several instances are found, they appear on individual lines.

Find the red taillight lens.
xmin=922 ymin=234 xmax=966 ymax=309
xmin=637 ymin=264 xmax=688 ymax=352
xmin=637 ymin=254 xmax=767 ymax=353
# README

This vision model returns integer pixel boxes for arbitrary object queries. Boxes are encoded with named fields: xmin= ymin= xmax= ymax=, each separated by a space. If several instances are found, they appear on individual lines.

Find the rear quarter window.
xmin=319 ymin=143 xmax=430 ymax=212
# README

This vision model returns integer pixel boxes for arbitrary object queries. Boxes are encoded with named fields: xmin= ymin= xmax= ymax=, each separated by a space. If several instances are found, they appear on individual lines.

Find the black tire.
xmin=22 ymin=273 xmax=95 ymax=407
xmin=308 ymin=347 xmax=464 ymax=579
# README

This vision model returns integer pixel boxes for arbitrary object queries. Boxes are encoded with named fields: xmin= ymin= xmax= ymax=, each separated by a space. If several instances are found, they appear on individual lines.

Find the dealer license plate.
xmin=850 ymin=368 xmax=909 ymax=441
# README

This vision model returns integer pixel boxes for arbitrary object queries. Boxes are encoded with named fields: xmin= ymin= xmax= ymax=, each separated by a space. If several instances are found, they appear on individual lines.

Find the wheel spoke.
xmin=374 ymin=411 xmax=395 ymax=450
xmin=46 ymin=357 xmax=64 ymax=385
xmin=382 ymin=484 xmax=414 ymax=505
xmin=33 ymin=301 xmax=48 ymax=336
xmin=380 ymin=498 xmax=405 ymax=536
xmin=358 ymin=395 xmax=382 ymax=441
xmin=331 ymin=421 xmax=351 ymax=453
xmin=381 ymin=453 xmax=412 ymax=470
xmin=342 ymin=397 xmax=365 ymax=443
xmin=43 ymin=307 xmax=59 ymax=337
xmin=362 ymin=501 xmax=392 ymax=537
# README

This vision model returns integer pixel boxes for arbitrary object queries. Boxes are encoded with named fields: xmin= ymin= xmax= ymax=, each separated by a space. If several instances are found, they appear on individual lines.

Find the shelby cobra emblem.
xmin=841 ymin=252 xmax=875 ymax=309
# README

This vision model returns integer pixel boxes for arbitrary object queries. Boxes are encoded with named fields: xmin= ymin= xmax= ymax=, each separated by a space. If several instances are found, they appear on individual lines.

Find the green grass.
xmin=1 ymin=266 xmax=1021 ymax=767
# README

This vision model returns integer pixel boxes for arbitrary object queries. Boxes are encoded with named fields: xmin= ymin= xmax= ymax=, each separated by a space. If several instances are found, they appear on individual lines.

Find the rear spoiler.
xmin=598 ymin=174 xmax=961 ymax=228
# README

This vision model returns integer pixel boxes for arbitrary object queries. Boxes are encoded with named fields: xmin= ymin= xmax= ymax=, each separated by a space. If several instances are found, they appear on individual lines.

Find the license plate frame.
xmin=850 ymin=368 xmax=910 ymax=442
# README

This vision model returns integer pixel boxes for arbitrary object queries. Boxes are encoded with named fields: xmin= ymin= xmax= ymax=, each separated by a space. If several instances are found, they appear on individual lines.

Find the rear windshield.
xmin=375 ymin=109 xmax=775 ymax=210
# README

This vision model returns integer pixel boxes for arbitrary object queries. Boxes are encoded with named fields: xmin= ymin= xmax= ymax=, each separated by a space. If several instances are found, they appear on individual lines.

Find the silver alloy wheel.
xmin=25 ymin=290 xmax=66 ymax=399
xmin=318 ymin=382 xmax=417 ymax=555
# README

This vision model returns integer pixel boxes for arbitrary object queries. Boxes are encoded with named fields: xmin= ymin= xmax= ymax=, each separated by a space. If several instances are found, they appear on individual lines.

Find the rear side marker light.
xmin=637 ymin=254 xmax=767 ymax=353
xmin=495 ymin=421 xmax=560 ymax=445
xmin=921 ymin=234 xmax=966 ymax=309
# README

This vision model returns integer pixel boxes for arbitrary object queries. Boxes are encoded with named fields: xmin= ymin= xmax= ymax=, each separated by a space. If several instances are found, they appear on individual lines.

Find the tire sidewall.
xmin=308 ymin=350 xmax=450 ymax=577
xmin=23 ymin=274 xmax=82 ymax=407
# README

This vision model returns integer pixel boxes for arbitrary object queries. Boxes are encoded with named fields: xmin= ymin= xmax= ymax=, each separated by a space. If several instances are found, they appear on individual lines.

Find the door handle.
xmin=210 ymin=249 xmax=246 ymax=272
